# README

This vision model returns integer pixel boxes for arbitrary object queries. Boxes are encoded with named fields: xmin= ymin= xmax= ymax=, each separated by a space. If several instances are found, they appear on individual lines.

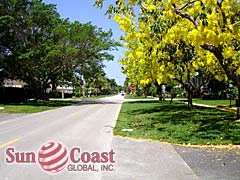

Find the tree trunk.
xmin=187 ymin=89 xmax=193 ymax=110
xmin=51 ymin=83 xmax=58 ymax=98
xmin=237 ymin=86 xmax=240 ymax=119
xmin=170 ymin=96 xmax=173 ymax=104
xmin=33 ymin=87 xmax=48 ymax=101
xmin=157 ymin=84 xmax=163 ymax=101
xmin=61 ymin=85 xmax=64 ymax=99
xmin=81 ymin=84 xmax=85 ymax=97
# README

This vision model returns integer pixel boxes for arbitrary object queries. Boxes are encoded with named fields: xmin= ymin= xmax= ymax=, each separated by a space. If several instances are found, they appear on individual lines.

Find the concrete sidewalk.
xmin=101 ymin=137 xmax=200 ymax=180
xmin=192 ymin=102 xmax=237 ymax=112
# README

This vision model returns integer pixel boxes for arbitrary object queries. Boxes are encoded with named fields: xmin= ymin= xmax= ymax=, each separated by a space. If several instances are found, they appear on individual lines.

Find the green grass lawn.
xmin=124 ymin=94 xmax=154 ymax=99
xmin=0 ymin=101 xmax=76 ymax=113
xmin=114 ymin=101 xmax=240 ymax=145
xmin=192 ymin=99 xmax=235 ymax=107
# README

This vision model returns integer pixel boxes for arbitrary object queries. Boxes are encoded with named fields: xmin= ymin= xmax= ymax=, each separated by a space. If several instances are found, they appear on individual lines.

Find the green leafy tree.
xmin=0 ymin=0 xmax=61 ymax=99
xmin=1 ymin=0 xmax=118 ymax=100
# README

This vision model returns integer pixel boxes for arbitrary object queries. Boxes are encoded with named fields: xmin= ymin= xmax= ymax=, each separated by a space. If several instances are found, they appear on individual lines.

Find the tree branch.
xmin=172 ymin=3 xmax=199 ymax=28
xmin=199 ymin=73 xmax=211 ymax=88
xmin=186 ymin=69 xmax=197 ymax=90
xmin=233 ymin=21 xmax=240 ymax=26
xmin=217 ymin=1 xmax=227 ymax=29
xmin=179 ymin=0 xmax=196 ymax=11
xmin=201 ymin=43 xmax=238 ymax=83
xmin=173 ymin=76 xmax=189 ymax=90
xmin=218 ymin=0 xmax=225 ymax=7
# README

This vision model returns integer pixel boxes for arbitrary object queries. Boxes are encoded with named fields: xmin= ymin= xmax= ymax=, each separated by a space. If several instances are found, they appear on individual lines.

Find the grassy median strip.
xmin=114 ymin=101 xmax=240 ymax=145
xmin=0 ymin=101 xmax=76 ymax=113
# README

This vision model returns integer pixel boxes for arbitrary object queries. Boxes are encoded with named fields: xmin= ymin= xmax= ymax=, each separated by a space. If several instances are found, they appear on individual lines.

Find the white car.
xmin=120 ymin=91 xmax=125 ymax=96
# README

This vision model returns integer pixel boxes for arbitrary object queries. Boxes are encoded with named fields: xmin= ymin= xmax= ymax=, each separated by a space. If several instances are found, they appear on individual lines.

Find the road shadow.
xmin=0 ymin=99 xmax=122 ymax=107
xmin=74 ymin=100 xmax=122 ymax=105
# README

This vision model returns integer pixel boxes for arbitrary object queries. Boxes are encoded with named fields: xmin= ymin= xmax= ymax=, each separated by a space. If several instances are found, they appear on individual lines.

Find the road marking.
xmin=0 ymin=138 xmax=20 ymax=149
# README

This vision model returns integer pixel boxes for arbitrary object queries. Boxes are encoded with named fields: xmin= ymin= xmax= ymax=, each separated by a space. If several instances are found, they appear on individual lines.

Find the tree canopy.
xmin=0 ymin=0 xmax=119 ymax=99
xmin=95 ymin=0 xmax=240 ymax=116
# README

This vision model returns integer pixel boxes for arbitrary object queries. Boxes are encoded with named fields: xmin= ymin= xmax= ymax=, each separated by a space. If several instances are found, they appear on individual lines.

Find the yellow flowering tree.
xmin=97 ymin=0 xmax=213 ymax=108
xmin=163 ymin=0 xmax=240 ymax=117
xmin=115 ymin=12 xmax=168 ymax=100
xmin=95 ymin=0 xmax=240 ymax=117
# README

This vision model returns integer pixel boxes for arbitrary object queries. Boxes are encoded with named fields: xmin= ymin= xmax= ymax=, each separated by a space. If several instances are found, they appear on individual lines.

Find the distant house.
xmin=4 ymin=79 xmax=27 ymax=88
xmin=4 ymin=79 xmax=73 ymax=94
xmin=46 ymin=84 xmax=74 ymax=94
xmin=56 ymin=85 xmax=74 ymax=94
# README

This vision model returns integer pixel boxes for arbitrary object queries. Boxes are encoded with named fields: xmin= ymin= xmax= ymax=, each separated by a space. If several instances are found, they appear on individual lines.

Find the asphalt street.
xmin=174 ymin=145 xmax=240 ymax=180
xmin=0 ymin=95 xmax=199 ymax=180
xmin=0 ymin=113 xmax=27 ymax=123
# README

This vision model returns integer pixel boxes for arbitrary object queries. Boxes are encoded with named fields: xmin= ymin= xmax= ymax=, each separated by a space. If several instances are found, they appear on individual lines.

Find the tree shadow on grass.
xmin=123 ymin=101 xmax=240 ymax=144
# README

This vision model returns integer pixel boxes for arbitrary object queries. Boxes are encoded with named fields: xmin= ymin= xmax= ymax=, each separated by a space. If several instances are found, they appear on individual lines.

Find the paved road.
xmin=0 ymin=95 xmax=198 ymax=180
xmin=174 ymin=145 xmax=240 ymax=180
xmin=0 ymin=113 xmax=28 ymax=123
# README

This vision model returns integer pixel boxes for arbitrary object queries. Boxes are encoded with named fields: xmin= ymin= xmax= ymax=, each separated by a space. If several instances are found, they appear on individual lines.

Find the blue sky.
xmin=43 ymin=0 xmax=126 ymax=85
